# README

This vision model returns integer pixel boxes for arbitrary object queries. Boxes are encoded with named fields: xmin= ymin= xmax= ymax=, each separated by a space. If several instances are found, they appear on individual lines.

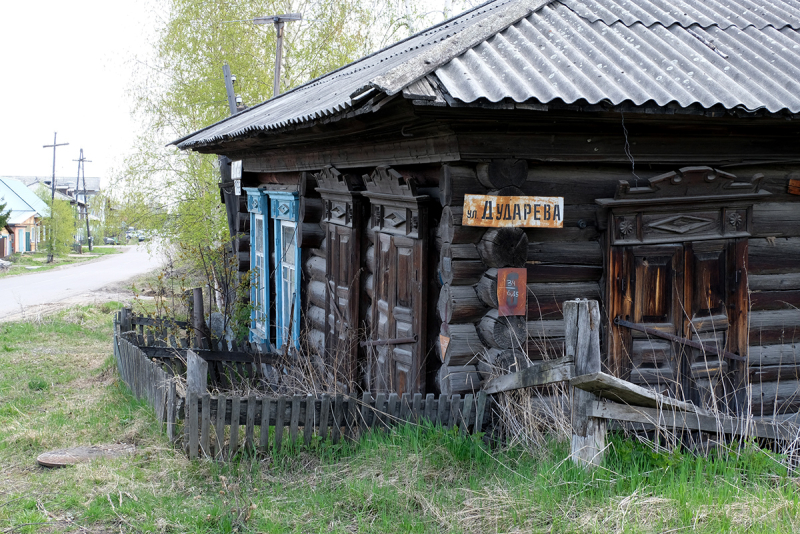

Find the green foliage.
xmin=116 ymin=0 xmax=476 ymax=256
xmin=34 ymin=186 xmax=77 ymax=258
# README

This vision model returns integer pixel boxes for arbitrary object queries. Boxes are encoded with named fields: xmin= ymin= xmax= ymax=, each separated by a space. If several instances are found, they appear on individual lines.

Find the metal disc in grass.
xmin=37 ymin=444 xmax=135 ymax=468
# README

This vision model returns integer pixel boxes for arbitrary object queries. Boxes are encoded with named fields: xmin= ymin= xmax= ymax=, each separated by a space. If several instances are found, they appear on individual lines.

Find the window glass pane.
xmin=282 ymin=224 xmax=296 ymax=266
xmin=255 ymin=216 xmax=263 ymax=253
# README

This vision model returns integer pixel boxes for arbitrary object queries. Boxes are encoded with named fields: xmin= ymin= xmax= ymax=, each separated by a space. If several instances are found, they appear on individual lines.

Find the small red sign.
xmin=497 ymin=268 xmax=527 ymax=316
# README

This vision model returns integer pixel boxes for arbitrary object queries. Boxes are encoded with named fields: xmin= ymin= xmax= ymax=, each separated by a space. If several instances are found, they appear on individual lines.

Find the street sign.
xmin=462 ymin=194 xmax=563 ymax=228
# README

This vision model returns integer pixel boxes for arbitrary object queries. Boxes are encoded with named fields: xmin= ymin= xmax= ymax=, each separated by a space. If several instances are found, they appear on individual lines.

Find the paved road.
xmin=0 ymin=244 xmax=164 ymax=320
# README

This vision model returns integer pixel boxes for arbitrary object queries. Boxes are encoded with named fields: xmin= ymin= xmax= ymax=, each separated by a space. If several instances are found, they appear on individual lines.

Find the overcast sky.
xmin=0 ymin=0 xmax=154 ymax=184
xmin=0 ymin=1 xmax=472 ymax=187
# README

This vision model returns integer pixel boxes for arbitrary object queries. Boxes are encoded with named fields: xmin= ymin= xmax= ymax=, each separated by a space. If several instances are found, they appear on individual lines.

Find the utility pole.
xmin=73 ymin=149 xmax=93 ymax=252
xmin=253 ymin=13 xmax=302 ymax=97
xmin=42 ymin=132 xmax=69 ymax=263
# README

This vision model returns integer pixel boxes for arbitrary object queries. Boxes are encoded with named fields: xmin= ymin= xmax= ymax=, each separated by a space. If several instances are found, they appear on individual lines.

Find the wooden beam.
xmin=587 ymin=401 xmax=792 ymax=441
xmin=571 ymin=372 xmax=707 ymax=415
xmin=482 ymin=355 xmax=574 ymax=395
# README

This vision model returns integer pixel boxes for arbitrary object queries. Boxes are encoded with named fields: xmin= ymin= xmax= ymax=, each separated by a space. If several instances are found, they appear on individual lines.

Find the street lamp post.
xmin=253 ymin=13 xmax=302 ymax=97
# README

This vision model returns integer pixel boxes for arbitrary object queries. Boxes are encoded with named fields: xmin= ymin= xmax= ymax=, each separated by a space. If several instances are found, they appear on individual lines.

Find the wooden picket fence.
xmin=113 ymin=314 xmax=489 ymax=460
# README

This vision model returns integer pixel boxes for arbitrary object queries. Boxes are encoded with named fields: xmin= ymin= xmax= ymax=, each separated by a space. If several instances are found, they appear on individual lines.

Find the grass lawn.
xmin=0 ymin=246 xmax=122 ymax=279
xmin=1 ymin=304 xmax=798 ymax=533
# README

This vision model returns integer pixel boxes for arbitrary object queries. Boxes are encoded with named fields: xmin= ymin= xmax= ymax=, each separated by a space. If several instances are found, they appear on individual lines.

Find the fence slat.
xmin=412 ymin=393 xmax=422 ymax=424
xmin=166 ymin=379 xmax=176 ymax=442
xmin=374 ymin=393 xmax=387 ymax=431
xmin=246 ymin=394 xmax=256 ymax=450
xmin=461 ymin=394 xmax=474 ymax=437
xmin=275 ymin=397 xmax=286 ymax=452
xmin=400 ymin=393 xmax=411 ymax=422
xmin=387 ymin=393 xmax=399 ymax=430
xmin=216 ymin=394 xmax=227 ymax=459
xmin=304 ymin=396 xmax=315 ymax=446
xmin=437 ymin=394 xmax=449 ymax=427
xmin=319 ymin=395 xmax=331 ymax=441
xmin=347 ymin=396 xmax=358 ymax=440
xmin=361 ymin=392 xmax=373 ymax=433
xmin=229 ymin=397 xmax=241 ymax=455
xmin=187 ymin=391 xmax=198 ymax=460
xmin=332 ymin=394 xmax=343 ymax=444
xmin=290 ymin=395 xmax=301 ymax=444
xmin=424 ymin=393 xmax=435 ymax=423
xmin=449 ymin=395 xmax=462 ymax=430
xmin=474 ymin=391 xmax=487 ymax=435
xmin=201 ymin=393 xmax=211 ymax=457
xmin=259 ymin=398 xmax=271 ymax=452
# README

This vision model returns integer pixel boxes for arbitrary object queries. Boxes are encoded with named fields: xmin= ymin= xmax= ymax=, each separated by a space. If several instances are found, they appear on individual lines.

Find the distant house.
xmin=0 ymin=177 xmax=50 ymax=253
xmin=17 ymin=176 xmax=103 ymax=244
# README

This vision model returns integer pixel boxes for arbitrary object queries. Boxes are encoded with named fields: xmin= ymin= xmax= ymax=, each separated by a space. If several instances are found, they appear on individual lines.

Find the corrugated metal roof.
xmin=565 ymin=0 xmax=800 ymax=30
xmin=0 ymin=177 xmax=50 ymax=225
xmin=176 ymin=0 xmax=800 ymax=149
xmin=436 ymin=1 xmax=800 ymax=113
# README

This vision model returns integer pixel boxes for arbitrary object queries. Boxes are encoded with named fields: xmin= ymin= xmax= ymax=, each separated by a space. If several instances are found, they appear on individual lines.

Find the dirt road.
xmin=0 ymin=243 xmax=164 ymax=321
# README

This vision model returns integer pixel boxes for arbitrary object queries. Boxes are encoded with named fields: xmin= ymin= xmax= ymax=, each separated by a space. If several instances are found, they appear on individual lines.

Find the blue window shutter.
xmin=267 ymin=191 xmax=301 ymax=350
xmin=243 ymin=188 xmax=271 ymax=348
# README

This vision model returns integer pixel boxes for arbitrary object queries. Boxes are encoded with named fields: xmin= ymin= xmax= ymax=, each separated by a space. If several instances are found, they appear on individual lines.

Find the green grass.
xmin=0 ymin=246 xmax=122 ymax=279
xmin=1 ymin=305 xmax=799 ymax=533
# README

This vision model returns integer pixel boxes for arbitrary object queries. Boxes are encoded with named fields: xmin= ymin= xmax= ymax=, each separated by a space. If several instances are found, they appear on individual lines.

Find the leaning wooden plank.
xmin=587 ymin=401 xmax=790 ymax=441
xmin=482 ymin=355 xmax=574 ymax=395
xmin=571 ymin=372 xmax=708 ymax=415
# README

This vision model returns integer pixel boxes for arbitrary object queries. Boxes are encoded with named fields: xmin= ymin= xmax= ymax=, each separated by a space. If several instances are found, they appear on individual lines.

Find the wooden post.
xmin=192 ymin=287 xmax=208 ymax=349
xmin=186 ymin=350 xmax=208 ymax=396
xmin=567 ymin=299 xmax=606 ymax=469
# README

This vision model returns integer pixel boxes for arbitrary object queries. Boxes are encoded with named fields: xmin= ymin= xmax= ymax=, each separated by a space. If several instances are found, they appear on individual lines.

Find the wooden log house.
xmin=173 ymin=0 xmax=800 ymax=416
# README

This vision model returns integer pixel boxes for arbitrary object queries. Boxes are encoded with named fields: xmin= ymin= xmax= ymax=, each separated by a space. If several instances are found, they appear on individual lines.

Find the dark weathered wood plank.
xmin=587 ymin=401 xmax=790 ymax=441
xmin=361 ymin=392 xmax=373 ymax=432
xmin=245 ymin=394 xmax=256 ymax=450
xmin=215 ymin=394 xmax=227 ymax=458
xmin=274 ymin=397 xmax=286 ymax=452
xmin=332 ymin=394 xmax=344 ymax=444
xmin=412 ymin=393 xmax=422 ymax=424
xmin=167 ymin=379 xmax=177 ymax=443
xmin=229 ymin=397 xmax=241 ymax=454
xmin=201 ymin=393 xmax=211 ymax=458
xmin=461 ymin=394 xmax=474 ymax=436
xmin=290 ymin=395 xmax=301 ymax=444
xmin=482 ymin=356 xmax=574 ymax=395
xmin=437 ymin=394 xmax=449 ymax=427
xmin=424 ymin=393 xmax=435 ymax=423
xmin=304 ymin=396 xmax=315 ymax=446
xmin=259 ymin=398 xmax=271 ymax=451
xmin=374 ymin=392 xmax=386 ymax=431
xmin=473 ymin=391 xmax=487 ymax=435
xmin=319 ymin=394 xmax=331 ymax=440
xmin=187 ymin=391 xmax=199 ymax=460
xmin=449 ymin=395 xmax=462 ymax=429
